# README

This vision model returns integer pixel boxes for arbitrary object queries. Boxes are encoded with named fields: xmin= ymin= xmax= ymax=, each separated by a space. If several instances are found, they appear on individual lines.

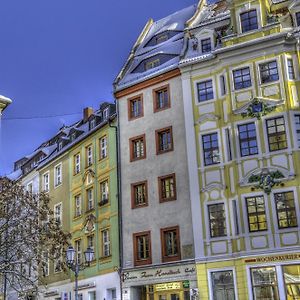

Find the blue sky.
xmin=0 ymin=0 xmax=195 ymax=175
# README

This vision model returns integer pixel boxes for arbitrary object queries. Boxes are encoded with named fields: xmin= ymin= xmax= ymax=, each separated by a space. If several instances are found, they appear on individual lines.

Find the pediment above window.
xmin=201 ymin=182 xmax=226 ymax=193
xmin=233 ymin=97 xmax=284 ymax=119
xmin=83 ymin=214 xmax=96 ymax=233
xmin=196 ymin=113 xmax=219 ymax=124
xmin=83 ymin=169 xmax=95 ymax=185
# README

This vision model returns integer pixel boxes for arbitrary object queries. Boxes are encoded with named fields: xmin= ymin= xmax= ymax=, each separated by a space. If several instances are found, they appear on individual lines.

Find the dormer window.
xmin=58 ymin=141 xmax=63 ymax=151
xmin=103 ymin=108 xmax=109 ymax=120
xmin=156 ymin=34 xmax=168 ymax=44
xmin=201 ymin=38 xmax=211 ymax=54
xmin=90 ymin=118 xmax=96 ymax=130
xmin=296 ymin=12 xmax=300 ymax=26
xmin=240 ymin=10 xmax=258 ymax=33
xmin=70 ymin=132 xmax=76 ymax=142
xmin=145 ymin=59 xmax=160 ymax=71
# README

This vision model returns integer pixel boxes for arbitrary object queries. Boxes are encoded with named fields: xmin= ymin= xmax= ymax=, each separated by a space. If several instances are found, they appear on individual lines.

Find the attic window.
xmin=201 ymin=38 xmax=212 ymax=53
xmin=90 ymin=118 xmax=96 ymax=129
xmin=296 ymin=12 xmax=300 ymax=26
xmin=240 ymin=10 xmax=258 ymax=33
xmin=103 ymin=108 xmax=109 ymax=120
xmin=156 ymin=34 xmax=168 ymax=44
xmin=58 ymin=141 xmax=63 ymax=151
xmin=145 ymin=59 xmax=160 ymax=71
xmin=70 ymin=132 xmax=76 ymax=142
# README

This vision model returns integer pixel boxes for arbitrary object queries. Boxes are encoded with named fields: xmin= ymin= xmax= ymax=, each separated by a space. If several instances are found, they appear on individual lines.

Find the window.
xmin=202 ymin=132 xmax=220 ymax=166
xmin=43 ymin=172 xmax=49 ymax=192
xmin=86 ymin=188 xmax=94 ymax=211
xmin=156 ymin=34 xmax=168 ymax=44
xmin=99 ymin=180 xmax=109 ymax=206
xmin=274 ymin=191 xmax=298 ymax=229
xmin=259 ymin=61 xmax=279 ymax=83
xmin=220 ymin=75 xmax=226 ymax=96
xmin=70 ymin=132 xmax=76 ymax=142
xmin=74 ymin=194 xmax=82 ymax=217
xmin=251 ymin=267 xmax=279 ymax=300
xmin=201 ymin=38 xmax=211 ymax=53
xmin=99 ymin=136 xmax=107 ymax=159
xmin=266 ymin=116 xmax=287 ymax=152
xmin=130 ymin=134 xmax=146 ymax=161
xmin=238 ymin=122 xmax=258 ymax=157
xmin=246 ymin=196 xmax=267 ymax=232
xmin=58 ymin=141 xmax=63 ymax=151
xmin=208 ymin=203 xmax=227 ymax=237
xmin=74 ymin=153 xmax=81 ymax=174
xmin=211 ymin=271 xmax=236 ymax=300
xmin=145 ymin=58 xmax=160 ymax=70
xmin=153 ymin=85 xmax=170 ymax=112
xmin=197 ymin=80 xmax=214 ymax=102
xmin=133 ymin=231 xmax=151 ymax=266
xmin=155 ymin=126 xmax=173 ymax=154
xmin=233 ymin=67 xmax=252 ymax=90
xmin=90 ymin=118 xmax=96 ymax=129
xmin=42 ymin=251 xmax=49 ymax=277
xmin=158 ymin=173 xmax=176 ymax=202
xmin=54 ymin=203 xmax=62 ymax=226
xmin=54 ymin=164 xmax=62 ymax=186
xmin=283 ymin=265 xmax=300 ymax=299
xmin=296 ymin=12 xmax=300 ymax=26
xmin=103 ymin=107 xmax=109 ymax=120
xmin=75 ymin=240 xmax=82 ymax=265
xmin=131 ymin=181 xmax=148 ymax=208
xmin=27 ymin=182 xmax=33 ymax=193
xmin=87 ymin=235 xmax=95 ymax=257
xmin=101 ymin=229 xmax=110 ymax=257
xmin=128 ymin=95 xmax=143 ymax=120
xmin=54 ymin=251 xmax=62 ymax=273
xmin=240 ymin=10 xmax=258 ymax=33
xmin=88 ymin=291 xmax=96 ymax=300
xmin=86 ymin=145 xmax=93 ymax=167
xmin=295 ymin=114 xmax=300 ymax=148
xmin=161 ymin=226 xmax=180 ymax=262
xmin=287 ymin=59 xmax=295 ymax=80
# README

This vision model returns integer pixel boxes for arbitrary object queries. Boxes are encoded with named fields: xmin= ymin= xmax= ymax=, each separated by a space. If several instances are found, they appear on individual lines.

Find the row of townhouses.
xmin=6 ymin=0 xmax=300 ymax=299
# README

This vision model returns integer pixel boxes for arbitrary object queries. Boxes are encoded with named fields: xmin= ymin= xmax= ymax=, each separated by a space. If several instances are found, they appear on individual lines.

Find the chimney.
xmin=83 ymin=107 xmax=93 ymax=122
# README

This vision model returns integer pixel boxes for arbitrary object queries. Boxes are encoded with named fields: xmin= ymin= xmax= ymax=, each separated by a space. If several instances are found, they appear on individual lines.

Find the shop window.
xmin=202 ymin=132 xmax=220 ymax=166
xmin=238 ymin=122 xmax=258 ymax=157
xmin=251 ymin=267 xmax=279 ymax=300
xmin=287 ymin=59 xmax=295 ymax=80
xmin=295 ymin=114 xmax=300 ymax=148
xmin=197 ymin=79 xmax=214 ymax=102
xmin=211 ymin=270 xmax=236 ymax=300
xmin=274 ymin=191 xmax=298 ymax=229
xmin=131 ymin=181 xmax=148 ymax=208
xmin=158 ymin=173 xmax=176 ymax=202
xmin=201 ymin=38 xmax=211 ymax=53
xmin=208 ymin=203 xmax=227 ymax=238
xmin=266 ymin=116 xmax=287 ymax=152
xmin=259 ymin=61 xmax=279 ymax=84
xmin=155 ymin=126 xmax=173 ymax=154
xmin=246 ymin=195 xmax=267 ymax=232
xmin=153 ymin=85 xmax=170 ymax=112
xmin=240 ymin=10 xmax=258 ymax=33
xmin=283 ymin=265 xmax=300 ymax=299
xmin=233 ymin=67 xmax=252 ymax=90
xmin=296 ymin=12 xmax=300 ymax=26
xmin=130 ymin=134 xmax=146 ymax=161
xmin=128 ymin=95 xmax=143 ymax=120
xmin=133 ymin=231 xmax=151 ymax=266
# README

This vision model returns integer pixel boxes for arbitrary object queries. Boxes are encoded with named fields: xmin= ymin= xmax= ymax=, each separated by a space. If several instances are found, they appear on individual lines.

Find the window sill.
xmin=132 ymin=203 xmax=148 ymax=209
xmin=159 ymin=197 xmax=176 ymax=203
xmin=162 ymin=255 xmax=181 ymax=263
xmin=134 ymin=259 xmax=152 ymax=266
xmin=157 ymin=148 xmax=173 ymax=155
xmin=73 ymin=215 xmax=83 ymax=221
xmin=130 ymin=156 xmax=146 ymax=162
xmin=154 ymin=106 xmax=171 ymax=113
xmin=99 ymin=255 xmax=112 ymax=263
xmin=85 ymin=208 xmax=95 ymax=214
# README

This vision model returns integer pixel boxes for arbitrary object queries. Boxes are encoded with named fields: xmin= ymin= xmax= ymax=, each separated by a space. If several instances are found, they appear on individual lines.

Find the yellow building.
xmin=180 ymin=0 xmax=300 ymax=299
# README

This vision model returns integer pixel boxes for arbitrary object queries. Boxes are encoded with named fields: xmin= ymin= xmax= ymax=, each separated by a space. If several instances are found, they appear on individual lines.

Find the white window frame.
xmin=54 ymin=202 xmax=62 ymax=226
xmin=100 ymin=180 xmax=109 ymax=202
xmin=100 ymin=136 xmax=107 ymax=159
xmin=86 ymin=145 xmax=93 ymax=167
xmin=236 ymin=4 xmax=262 ymax=35
xmin=103 ymin=107 xmax=109 ymax=120
xmin=75 ymin=239 xmax=82 ymax=265
xmin=285 ymin=55 xmax=298 ymax=81
xmin=194 ymin=76 xmax=217 ymax=106
xmin=230 ymin=63 xmax=254 ymax=92
xmin=43 ymin=172 xmax=50 ymax=192
xmin=54 ymin=163 xmax=62 ymax=187
xmin=74 ymin=153 xmax=81 ymax=174
xmin=26 ymin=181 xmax=33 ymax=192
xmin=74 ymin=194 xmax=82 ymax=217
xmin=256 ymin=57 xmax=281 ymax=87
xmin=291 ymin=112 xmax=300 ymax=149
xmin=87 ymin=188 xmax=94 ymax=211
xmin=101 ymin=228 xmax=111 ymax=257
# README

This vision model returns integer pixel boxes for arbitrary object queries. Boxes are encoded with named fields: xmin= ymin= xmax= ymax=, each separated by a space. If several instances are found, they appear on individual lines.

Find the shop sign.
xmin=155 ymin=282 xmax=181 ymax=291
xmin=245 ymin=253 xmax=300 ymax=263
xmin=182 ymin=280 xmax=190 ymax=288
xmin=122 ymin=264 xmax=196 ymax=283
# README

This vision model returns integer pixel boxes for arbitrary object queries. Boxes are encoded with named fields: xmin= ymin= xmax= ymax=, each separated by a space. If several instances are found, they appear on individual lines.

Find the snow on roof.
xmin=115 ymin=4 xmax=197 ymax=91
xmin=6 ymin=168 xmax=22 ymax=181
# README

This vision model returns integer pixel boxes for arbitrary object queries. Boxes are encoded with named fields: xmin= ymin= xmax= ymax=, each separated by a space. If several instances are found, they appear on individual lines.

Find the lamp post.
xmin=66 ymin=245 xmax=94 ymax=300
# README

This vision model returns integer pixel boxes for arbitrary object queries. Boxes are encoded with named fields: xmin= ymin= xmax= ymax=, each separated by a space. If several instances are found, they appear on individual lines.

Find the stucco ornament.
xmin=248 ymin=169 xmax=284 ymax=194
xmin=241 ymin=99 xmax=276 ymax=120
xmin=83 ymin=214 xmax=96 ymax=233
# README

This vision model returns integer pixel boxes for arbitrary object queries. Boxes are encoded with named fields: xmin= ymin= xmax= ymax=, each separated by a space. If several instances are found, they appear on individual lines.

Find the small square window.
xmin=161 ymin=226 xmax=180 ymax=263
xmin=259 ymin=61 xmax=279 ymax=84
xmin=240 ymin=10 xmax=258 ymax=33
xmin=155 ymin=126 xmax=173 ymax=155
xmin=131 ymin=181 xmax=148 ymax=209
xmin=201 ymin=38 xmax=211 ymax=53
xmin=266 ymin=116 xmax=287 ymax=152
xmin=287 ymin=59 xmax=295 ymax=80
xmin=128 ymin=95 xmax=143 ymax=120
xmin=133 ymin=231 xmax=152 ymax=266
xmin=153 ymin=85 xmax=170 ymax=112
xmin=129 ymin=134 xmax=146 ymax=161
xmin=202 ymin=132 xmax=220 ymax=166
xmin=208 ymin=203 xmax=227 ymax=238
xmin=158 ymin=173 xmax=176 ymax=202
xmin=197 ymin=80 xmax=214 ymax=102
xmin=233 ymin=67 xmax=252 ymax=90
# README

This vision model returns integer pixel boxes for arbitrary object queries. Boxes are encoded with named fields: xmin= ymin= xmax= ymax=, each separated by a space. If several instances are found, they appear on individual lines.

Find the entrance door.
xmin=157 ymin=292 xmax=182 ymax=300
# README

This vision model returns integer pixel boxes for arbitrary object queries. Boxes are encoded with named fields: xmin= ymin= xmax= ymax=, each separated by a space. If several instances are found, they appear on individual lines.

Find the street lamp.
xmin=66 ymin=245 xmax=94 ymax=300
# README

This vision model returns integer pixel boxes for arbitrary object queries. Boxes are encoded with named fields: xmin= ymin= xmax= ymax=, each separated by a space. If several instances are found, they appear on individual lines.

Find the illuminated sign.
xmin=155 ymin=282 xmax=181 ymax=291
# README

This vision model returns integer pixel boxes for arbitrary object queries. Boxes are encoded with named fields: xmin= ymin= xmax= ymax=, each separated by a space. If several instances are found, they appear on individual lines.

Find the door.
xmin=157 ymin=292 xmax=182 ymax=300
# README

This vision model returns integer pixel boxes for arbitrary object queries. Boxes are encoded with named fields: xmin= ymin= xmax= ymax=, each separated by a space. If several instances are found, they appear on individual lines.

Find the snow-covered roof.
xmin=114 ymin=4 xmax=197 ymax=91
xmin=6 ymin=169 xmax=22 ymax=181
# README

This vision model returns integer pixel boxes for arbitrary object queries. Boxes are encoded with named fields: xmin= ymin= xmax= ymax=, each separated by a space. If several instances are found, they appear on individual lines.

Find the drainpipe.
xmin=108 ymin=107 xmax=123 ymax=300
